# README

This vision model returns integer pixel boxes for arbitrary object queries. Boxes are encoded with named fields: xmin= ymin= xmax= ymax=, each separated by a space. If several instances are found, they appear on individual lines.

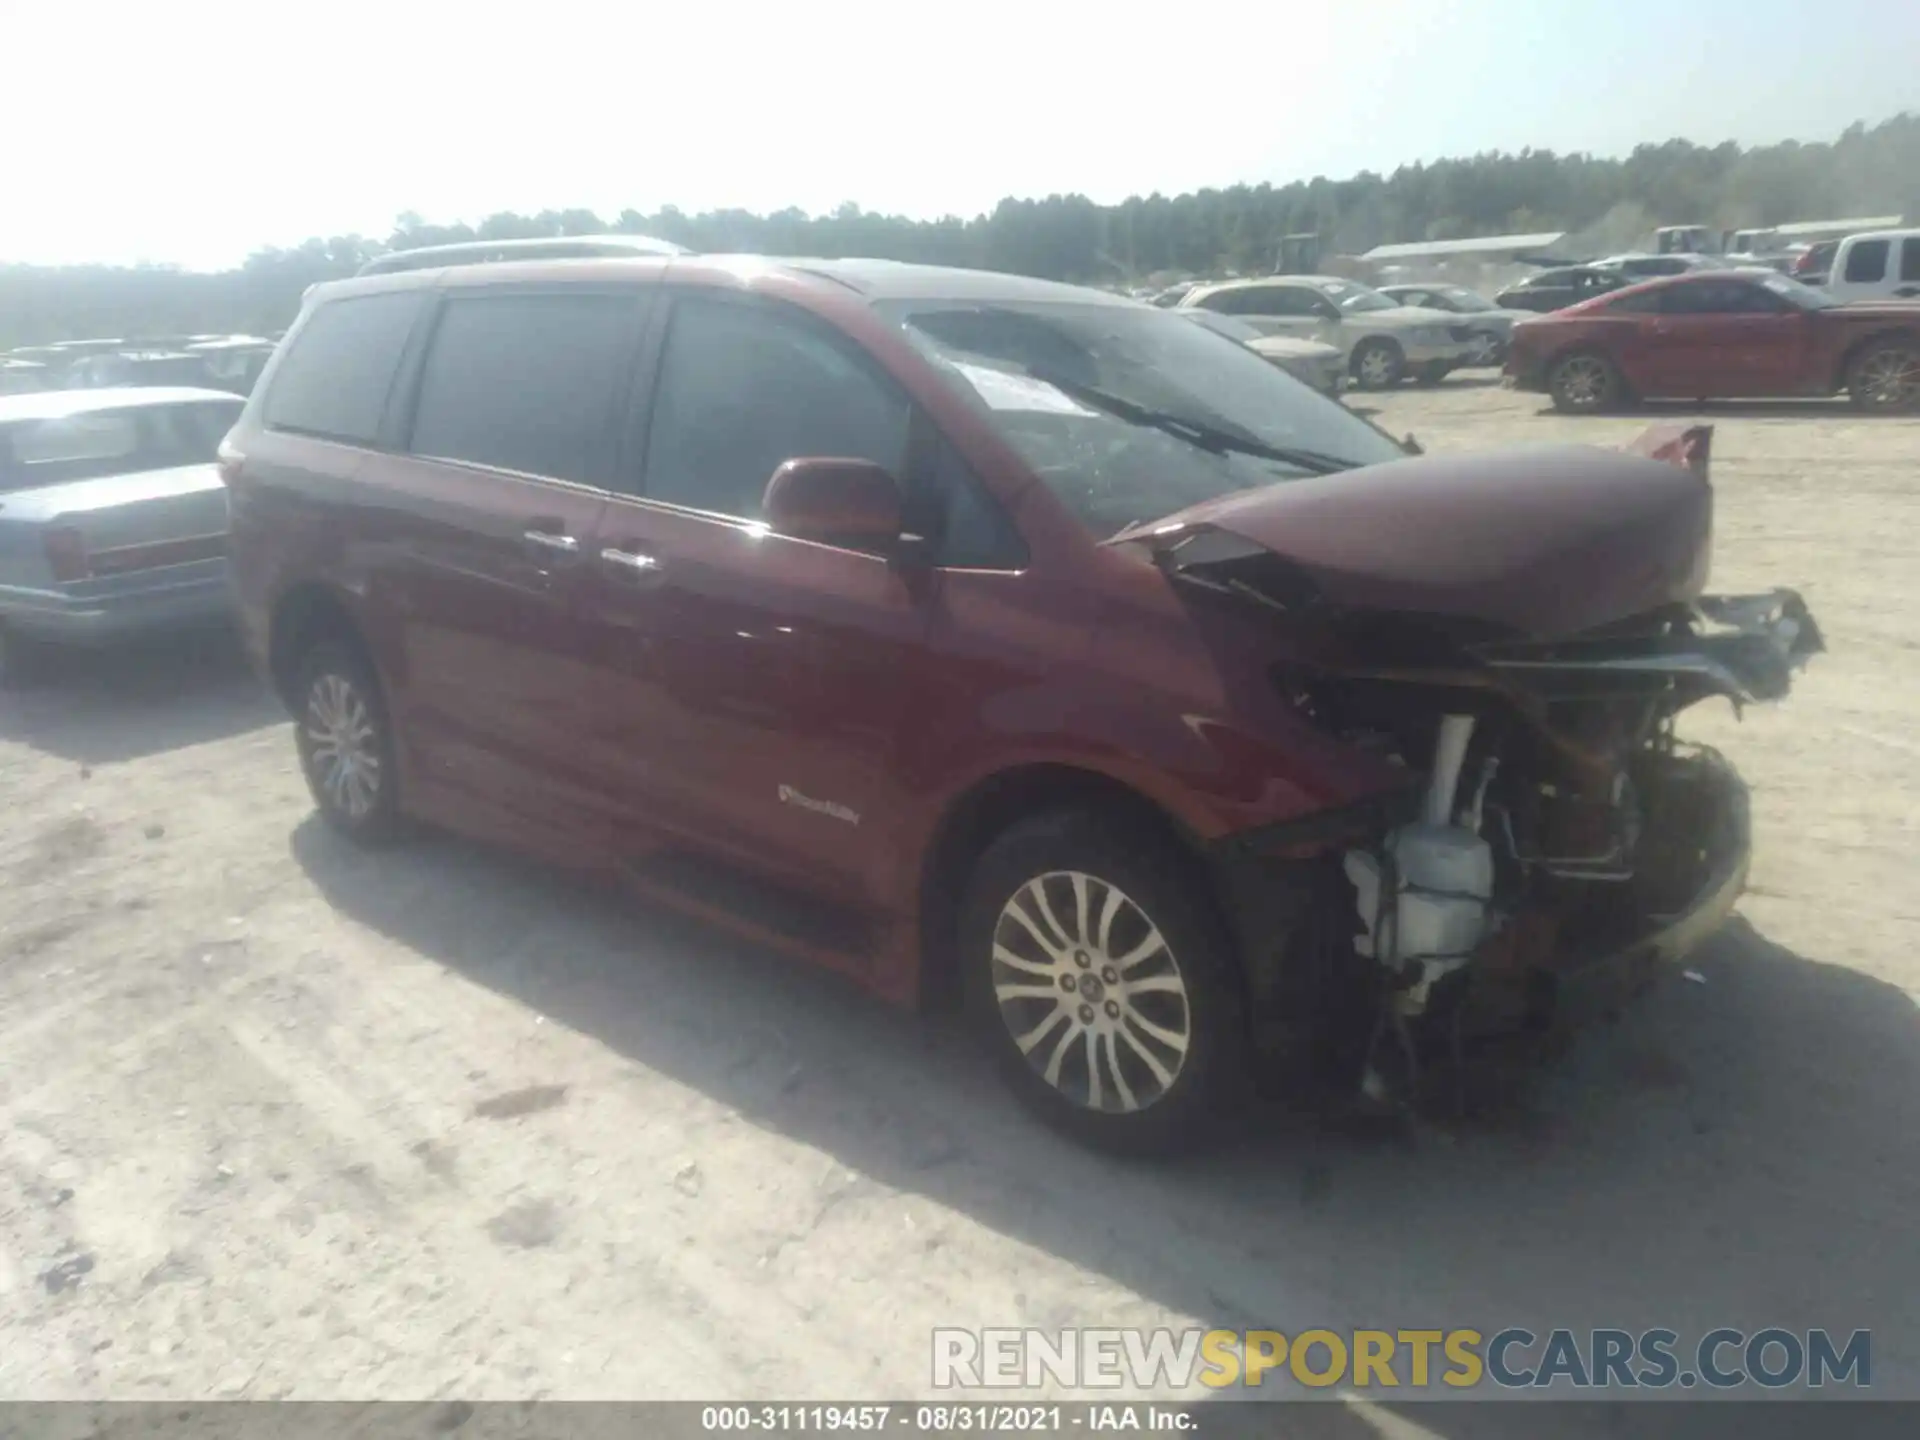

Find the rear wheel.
xmin=1847 ymin=341 xmax=1920 ymax=412
xmin=1349 ymin=338 xmax=1406 ymax=390
xmin=0 ymin=627 xmax=55 ymax=690
xmin=292 ymin=640 xmax=403 ymax=844
xmin=1547 ymin=350 xmax=1623 ymax=413
xmin=959 ymin=808 xmax=1247 ymax=1154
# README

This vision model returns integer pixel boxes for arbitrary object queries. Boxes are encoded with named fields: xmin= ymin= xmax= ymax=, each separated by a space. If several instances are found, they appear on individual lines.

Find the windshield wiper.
xmin=1026 ymin=369 xmax=1357 ymax=475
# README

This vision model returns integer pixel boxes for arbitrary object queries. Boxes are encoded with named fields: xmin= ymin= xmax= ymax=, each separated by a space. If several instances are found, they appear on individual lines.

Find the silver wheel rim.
xmin=1357 ymin=346 xmax=1395 ymax=385
xmin=304 ymin=672 xmax=381 ymax=819
xmin=1471 ymin=333 xmax=1500 ymax=364
xmin=1556 ymin=355 xmax=1608 ymax=406
xmin=1858 ymin=350 xmax=1920 ymax=407
xmin=991 ymin=871 xmax=1191 ymax=1115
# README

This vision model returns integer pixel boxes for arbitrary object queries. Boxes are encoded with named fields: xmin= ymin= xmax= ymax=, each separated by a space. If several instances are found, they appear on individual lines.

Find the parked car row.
xmin=0 ymin=335 xmax=278 ymax=398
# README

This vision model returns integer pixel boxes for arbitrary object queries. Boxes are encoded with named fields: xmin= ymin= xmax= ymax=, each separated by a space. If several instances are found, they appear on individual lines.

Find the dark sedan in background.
xmin=1495 ymin=264 xmax=1634 ymax=313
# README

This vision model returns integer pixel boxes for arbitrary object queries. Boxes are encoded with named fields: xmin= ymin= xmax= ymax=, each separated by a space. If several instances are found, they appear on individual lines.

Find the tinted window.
xmin=1200 ymin=286 xmax=1314 ymax=317
xmin=641 ymin=296 xmax=910 ymax=521
xmin=0 ymin=399 xmax=240 ymax=492
xmin=1660 ymin=279 xmax=1788 ymax=315
xmin=909 ymin=433 xmax=1029 ymax=570
xmin=1604 ymin=289 xmax=1664 ymax=314
xmin=1901 ymin=239 xmax=1920 ymax=284
xmin=408 ymin=292 xmax=642 ymax=485
xmin=1843 ymin=240 xmax=1890 ymax=284
xmin=264 ymin=291 xmax=424 ymax=445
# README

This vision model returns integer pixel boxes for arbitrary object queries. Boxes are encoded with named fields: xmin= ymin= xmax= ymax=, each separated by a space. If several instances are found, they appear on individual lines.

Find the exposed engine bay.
xmin=1117 ymin=424 xmax=1825 ymax=1105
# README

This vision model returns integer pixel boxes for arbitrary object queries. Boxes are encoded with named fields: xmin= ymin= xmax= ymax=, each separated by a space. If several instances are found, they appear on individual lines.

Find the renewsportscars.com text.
xmin=932 ymin=1327 xmax=1872 ymax=1392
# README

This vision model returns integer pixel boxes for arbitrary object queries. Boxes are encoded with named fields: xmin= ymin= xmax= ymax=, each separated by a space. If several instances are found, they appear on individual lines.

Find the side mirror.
xmin=762 ymin=457 xmax=910 ymax=554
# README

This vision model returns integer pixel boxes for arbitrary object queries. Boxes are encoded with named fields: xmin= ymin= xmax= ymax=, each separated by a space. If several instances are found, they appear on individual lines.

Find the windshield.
xmin=1315 ymin=278 xmax=1399 ymax=313
xmin=1755 ymin=272 xmax=1838 ymax=309
xmin=880 ymin=297 xmax=1407 ymax=538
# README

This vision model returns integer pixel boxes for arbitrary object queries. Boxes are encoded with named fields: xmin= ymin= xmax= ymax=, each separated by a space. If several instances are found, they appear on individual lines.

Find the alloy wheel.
xmin=1855 ymin=348 xmax=1920 ymax=410
xmin=1554 ymin=354 xmax=1610 ymax=409
xmin=1470 ymin=332 xmax=1501 ymax=365
xmin=304 ymin=671 xmax=382 ymax=820
xmin=990 ymin=871 xmax=1192 ymax=1114
xmin=1357 ymin=347 xmax=1397 ymax=387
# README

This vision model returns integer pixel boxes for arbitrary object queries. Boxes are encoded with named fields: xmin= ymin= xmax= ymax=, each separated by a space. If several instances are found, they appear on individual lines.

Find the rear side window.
xmin=1901 ymin=239 xmax=1920 ymax=284
xmin=406 ymin=292 xmax=644 ymax=486
xmin=1604 ymin=290 xmax=1664 ymax=313
xmin=264 ymin=291 xmax=424 ymax=445
xmin=0 ymin=400 xmax=238 ymax=491
xmin=640 ymin=295 xmax=909 ymax=520
xmin=1843 ymin=240 xmax=1890 ymax=284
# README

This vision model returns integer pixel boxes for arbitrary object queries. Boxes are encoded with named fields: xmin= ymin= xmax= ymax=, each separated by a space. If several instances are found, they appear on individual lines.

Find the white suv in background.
xmin=1178 ymin=276 xmax=1477 ymax=388
xmin=1825 ymin=230 xmax=1920 ymax=303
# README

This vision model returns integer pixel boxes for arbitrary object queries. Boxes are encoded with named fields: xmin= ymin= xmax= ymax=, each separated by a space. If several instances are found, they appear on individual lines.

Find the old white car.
xmin=0 ymin=386 xmax=243 ymax=683
xmin=1178 ymin=276 xmax=1478 ymax=388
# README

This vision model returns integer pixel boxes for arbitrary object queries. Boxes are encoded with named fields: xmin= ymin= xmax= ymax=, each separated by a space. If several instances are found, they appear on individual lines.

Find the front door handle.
xmin=600 ymin=546 xmax=665 ymax=585
xmin=523 ymin=527 xmax=580 ymax=554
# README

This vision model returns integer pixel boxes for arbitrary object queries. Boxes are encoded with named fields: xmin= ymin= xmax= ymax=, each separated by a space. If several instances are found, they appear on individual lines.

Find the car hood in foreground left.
xmin=1110 ymin=440 xmax=1713 ymax=640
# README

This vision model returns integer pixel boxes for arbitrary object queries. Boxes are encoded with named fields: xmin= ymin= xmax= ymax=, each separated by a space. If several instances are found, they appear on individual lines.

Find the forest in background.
xmin=3 ymin=113 xmax=1916 ymax=347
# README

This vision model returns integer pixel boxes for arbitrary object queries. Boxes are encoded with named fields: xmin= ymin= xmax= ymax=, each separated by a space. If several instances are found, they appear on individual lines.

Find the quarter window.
xmin=264 ymin=290 xmax=424 ymax=445
xmin=1899 ymin=239 xmax=1920 ymax=284
xmin=407 ymin=292 xmax=644 ymax=486
xmin=641 ymin=296 xmax=910 ymax=522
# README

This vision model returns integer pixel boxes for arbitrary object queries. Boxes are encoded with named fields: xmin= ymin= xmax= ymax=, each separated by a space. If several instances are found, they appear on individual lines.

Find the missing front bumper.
xmin=1462 ymin=747 xmax=1751 ymax=1035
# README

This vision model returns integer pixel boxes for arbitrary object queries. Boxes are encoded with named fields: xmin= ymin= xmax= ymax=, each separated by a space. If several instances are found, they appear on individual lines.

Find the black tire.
xmin=0 ymin=627 xmax=55 ymax=691
xmin=1846 ymin=340 xmax=1920 ymax=412
xmin=958 ymin=807 xmax=1248 ymax=1155
xmin=1349 ymin=338 xmax=1405 ymax=391
xmin=291 ymin=639 xmax=404 ymax=844
xmin=1547 ymin=349 xmax=1624 ymax=413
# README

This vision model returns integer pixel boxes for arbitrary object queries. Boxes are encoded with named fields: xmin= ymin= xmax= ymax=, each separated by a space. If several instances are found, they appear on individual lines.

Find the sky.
xmin=3 ymin=0 xmax=1914 ymax=270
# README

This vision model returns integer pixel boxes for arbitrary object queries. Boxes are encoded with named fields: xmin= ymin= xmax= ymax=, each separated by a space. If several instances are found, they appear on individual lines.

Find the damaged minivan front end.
xmin=1114 ymin=425 xmax=1822 ymax=1104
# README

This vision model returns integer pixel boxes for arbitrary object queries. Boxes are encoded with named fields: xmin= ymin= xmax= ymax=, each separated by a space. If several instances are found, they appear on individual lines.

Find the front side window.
xmin=408 ymin=292 xmax=643 ymax=486
xmin=264 ymin=291 xmax=425 ymax=445
xmin=1317 ymin=280 xmax=1398 ymax=313
xmin=884 ymin=296 xmax=1406 ymax=539
xmin=642 ymin=295 xmax=910 ymax=521
xmin=1843 ymin=240 xmax=1890 ymax=284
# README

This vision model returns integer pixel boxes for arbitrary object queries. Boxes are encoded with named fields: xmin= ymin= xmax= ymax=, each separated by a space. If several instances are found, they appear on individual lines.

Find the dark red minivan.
xmin=222 ymin=255 xmax=1820 ymax=1151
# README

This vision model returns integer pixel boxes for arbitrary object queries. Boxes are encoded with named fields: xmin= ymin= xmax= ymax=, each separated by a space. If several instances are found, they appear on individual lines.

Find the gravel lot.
xmin=3 ymin=380 xmax=1916 ymax=1429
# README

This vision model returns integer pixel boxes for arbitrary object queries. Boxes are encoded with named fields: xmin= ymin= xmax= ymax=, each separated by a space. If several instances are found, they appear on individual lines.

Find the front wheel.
xmin=959 ymin=809 xmax=1247 ymax=1154
xmin=1847 ymin=342 xmax=1920 ymax=412
xmin=1548 ymin=350 xmax=1624 ymax=413
xmin=292 ymin=639 xmax=404 ymax=844
xmin=1349 ymin=338 xmax=1406 ymax=390
xmin=0 ymin=627 xmax=56 ymax=690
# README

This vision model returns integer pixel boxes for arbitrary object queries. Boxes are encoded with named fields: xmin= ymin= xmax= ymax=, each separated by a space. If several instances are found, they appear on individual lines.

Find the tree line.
xmin=4 ymin=114 xmax=1915 ymax=348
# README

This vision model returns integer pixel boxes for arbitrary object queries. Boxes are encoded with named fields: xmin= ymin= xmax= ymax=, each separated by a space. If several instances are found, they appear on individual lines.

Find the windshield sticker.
xmin=952 ymin=362 xmax=1097 ymax=417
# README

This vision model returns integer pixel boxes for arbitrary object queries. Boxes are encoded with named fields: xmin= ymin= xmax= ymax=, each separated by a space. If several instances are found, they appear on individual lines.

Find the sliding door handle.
xmin=600 ymin=546 xmax=665 ymax=584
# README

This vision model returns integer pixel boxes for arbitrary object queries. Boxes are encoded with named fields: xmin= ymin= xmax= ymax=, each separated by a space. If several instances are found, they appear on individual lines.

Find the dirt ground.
xmin=2 ymin=380 xmax=1916 ymax=1430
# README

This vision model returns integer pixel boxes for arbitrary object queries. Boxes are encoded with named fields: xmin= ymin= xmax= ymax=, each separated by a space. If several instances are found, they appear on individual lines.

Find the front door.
xmin=584 ymin=290 xmax=930 ymax=911
xmin=380 ymin=285 xmax=652 ymax=842
xmin=1640 ymin=279 xmax=1805 ymax=397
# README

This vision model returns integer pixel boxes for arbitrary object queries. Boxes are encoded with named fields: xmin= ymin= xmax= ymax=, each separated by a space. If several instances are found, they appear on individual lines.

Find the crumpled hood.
xmin=1113 ymin=441 xmax=1714 ymax=639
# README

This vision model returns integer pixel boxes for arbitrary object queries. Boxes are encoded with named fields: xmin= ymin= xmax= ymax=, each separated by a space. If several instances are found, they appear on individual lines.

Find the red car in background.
xmin=1505 ymin=269 xmax=1920 ymax=413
